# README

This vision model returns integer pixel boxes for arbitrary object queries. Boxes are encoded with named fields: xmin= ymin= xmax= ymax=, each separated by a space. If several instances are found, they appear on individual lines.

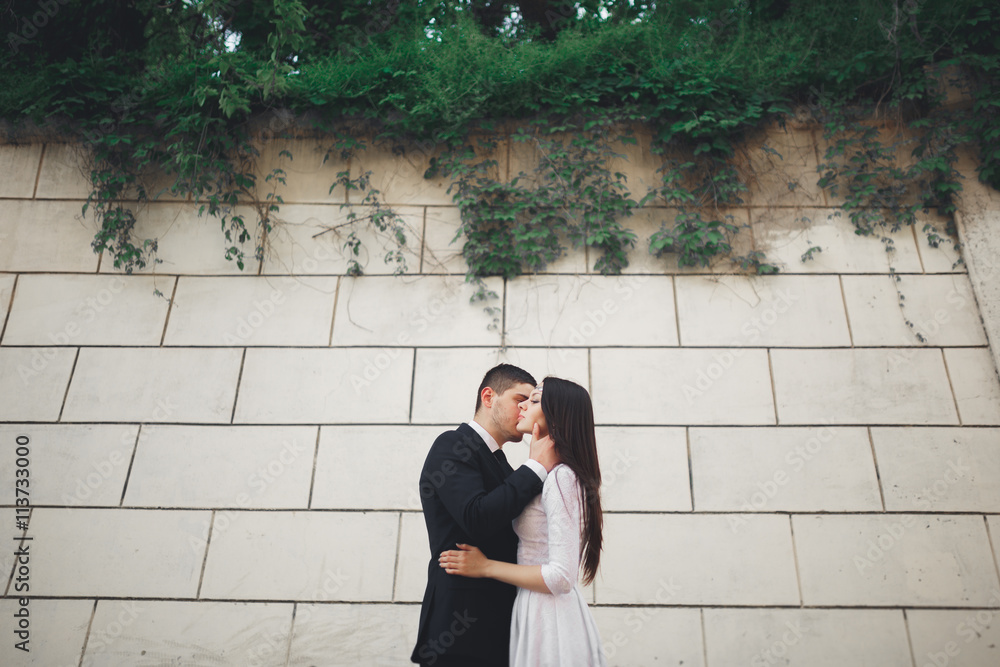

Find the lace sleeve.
xmin=539 ymin=465 xmax=583 ymax=595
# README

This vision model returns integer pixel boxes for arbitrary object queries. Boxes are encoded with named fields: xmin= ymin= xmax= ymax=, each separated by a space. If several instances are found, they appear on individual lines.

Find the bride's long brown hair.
xmin=540 ymin=376 xmax=603 ymax=585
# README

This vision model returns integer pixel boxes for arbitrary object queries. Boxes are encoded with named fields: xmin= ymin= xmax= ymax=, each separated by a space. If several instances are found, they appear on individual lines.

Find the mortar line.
xmin=867 ymin=427 xmax=887 ymax=512
xmin=699 ymin=607 xmax=709 ymax=667
xmin=902 ymin=609 xmax=919 ymax=667
xmin=789 ymin=514 xmax=804 ymax=607
xmin=159 ymin=276 xmax=180 ymax=346
xmin=500 ymin=278 xmax=508 ymax=351
xmin=12 ymin=595 xmax=1000 ymax=610
xmin=0 ymin=343 xmax=990 ymax=351
xmin=2 ymin=513 xmax=25 ymax=596
xmin=408 ymin=348 xmax=418 ymax=424
xmin=984 ymin=515 xmax=1000 ymax=590
xmin=195 ymin=510 xmax=216 ymax=599
xmin=57 ymin=347 xmax=81 ymax=422
xmin=587 ymin=347 xmax=593 ymax=395
xmin=328 ymin=277 xmax=341 ymax=347
xmin=0 ymin=273 xmax=19 ymax=344
xmin=229 ymin=348 xmax=248 ymax=424
xmin=75 ymin=599 xmax=99 ymax=667
xmin=810 ymin=127 xmax=828 ymax=208
xmin=6 ymin=507 xmax=994 ymax=517
xmin=939 ymin=348 xmax=963 ymax=424
xmin=306 ymin=426 xmax=321 ymax=509
xmin=391 ymin=511 xmax=404 ymax=602
xmin=838 ymin=275 xmax=855 ymax=347
xmin=344 ymin=151 xmax=352 ymax=205
xmin=257 ymin=217 xmax=268 ymax=276
xmin=118 ymin=424 xmax=143 ymax=507
xmin=418 ymin=206 xmax=427 ymax=274
xmin=282 ymin=603 xmax=297 ymax=667
xmin=686 ymin=427 xmax=695 ymax=511
xmin=32 ymin=143 xmax=46 ymax=199
xmin=672 ymin=276 xmax=682 ymax=346
xmin=2 ymin=421 xmax=991 ymax=430
xmin=766 ymin=349 xmax=779 ymax=425
xmin=0 ymin=268 xmax=950 ymax=278
xmin=911 ymin=224 xmax=926 ymax=274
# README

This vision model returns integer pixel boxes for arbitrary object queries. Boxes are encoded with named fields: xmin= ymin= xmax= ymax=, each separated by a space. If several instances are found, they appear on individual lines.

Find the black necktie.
xmin=494 ymin=448 xmax=513 ymax=475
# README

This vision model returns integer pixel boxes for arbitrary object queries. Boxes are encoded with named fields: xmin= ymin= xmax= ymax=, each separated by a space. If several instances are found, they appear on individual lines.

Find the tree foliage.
xmin=0 ymin=0 xmax=997 ymax=276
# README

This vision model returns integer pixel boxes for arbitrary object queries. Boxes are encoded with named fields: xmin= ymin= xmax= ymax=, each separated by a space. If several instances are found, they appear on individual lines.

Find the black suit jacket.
xmin=411 ymin=423 xmax=543 ymax=666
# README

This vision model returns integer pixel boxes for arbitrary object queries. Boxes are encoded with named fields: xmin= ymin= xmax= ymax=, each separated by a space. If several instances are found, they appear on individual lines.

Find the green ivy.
xmin=1 ymin=0 xmax=997 ymax=284
xmin=429 ymin=113 xmax=642 ymax=281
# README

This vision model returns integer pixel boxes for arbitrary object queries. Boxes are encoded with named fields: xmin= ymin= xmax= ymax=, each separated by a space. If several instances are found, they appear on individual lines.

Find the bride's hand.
xmin=439 ymin=544 xmax=490 ymax=578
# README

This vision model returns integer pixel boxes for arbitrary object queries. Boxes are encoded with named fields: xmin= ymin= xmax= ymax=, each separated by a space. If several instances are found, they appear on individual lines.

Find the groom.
xmin=411 ymin=364 xmax=557 ymax=667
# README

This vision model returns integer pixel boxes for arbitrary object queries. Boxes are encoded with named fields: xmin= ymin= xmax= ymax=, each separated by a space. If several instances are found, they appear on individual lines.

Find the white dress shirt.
xmin=468 ymin=420 xmax=547 ymax=482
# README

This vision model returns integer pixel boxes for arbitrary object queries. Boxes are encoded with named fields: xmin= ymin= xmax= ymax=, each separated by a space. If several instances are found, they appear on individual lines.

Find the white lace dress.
xmin=509 ymin=464 xmax=607 ymax=666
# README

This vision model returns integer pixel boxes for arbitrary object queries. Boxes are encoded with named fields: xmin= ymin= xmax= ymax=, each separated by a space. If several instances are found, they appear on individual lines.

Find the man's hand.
xmin=528 ymin=423 xmax=559 ymax=472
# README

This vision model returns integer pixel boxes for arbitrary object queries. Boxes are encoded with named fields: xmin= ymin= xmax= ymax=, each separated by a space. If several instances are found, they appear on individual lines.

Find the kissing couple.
xmin=411 ymin=364 xmax=607 ymax=666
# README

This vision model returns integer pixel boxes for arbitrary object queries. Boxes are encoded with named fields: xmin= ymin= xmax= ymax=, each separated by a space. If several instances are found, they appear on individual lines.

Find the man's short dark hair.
xmin=475 ymin=364 xmax=537 ymax=413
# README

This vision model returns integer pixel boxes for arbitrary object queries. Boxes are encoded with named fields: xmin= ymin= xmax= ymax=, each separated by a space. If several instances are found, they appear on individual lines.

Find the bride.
xmin=439 ymin=376 xmax=607 ymax=666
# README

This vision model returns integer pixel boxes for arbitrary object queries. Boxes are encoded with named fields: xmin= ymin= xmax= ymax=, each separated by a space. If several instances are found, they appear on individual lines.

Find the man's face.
xmin=489 ymin=382 xmax=535 ymax=444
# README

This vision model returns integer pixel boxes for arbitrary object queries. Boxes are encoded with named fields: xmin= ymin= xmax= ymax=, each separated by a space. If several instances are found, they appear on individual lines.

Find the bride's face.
xmin=516 ymin=385 xmax=547 ymax=437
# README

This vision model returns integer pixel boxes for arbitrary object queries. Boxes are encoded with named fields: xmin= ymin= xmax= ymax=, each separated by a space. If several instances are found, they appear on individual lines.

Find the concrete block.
xmin=4 ymin=274 xmax=172 ymax=345
xmin=26 ymin=508 xmax=210 ymax=597
xmin=0 ymin=143 xmax=43 ymax=198
xmin=261 ymin=204 xmax=422 ymax=275
xmin=83 ymin=600 xmax=293 ymax=667
xmin=596 ymin=427 xmax=691 ymax=511
xmin=771 ymin=348 xmax=958 ymax=425
xmin=0 ymin=200 xmax=99 ymax=272
xmin=0 ymin=424 xmax=137 ymax=506
xmin=0 ymin=599 xmax=92 ymax=666
xmin=794 ymin=514 xmax=999 ymax=606
xmin=676 ymin=274 xmax=850 ymax=346
xmin=125 ymin=425 xmax=317 ymax=509
xmin=599 ymin=514 xmax=798 ymax=605
xmin=288 ymin=603 xmax=418 ymax=666
xmin=690 ymin=426 xmax=881 ymax=512
xmin=945 ymin=348 xmax=1000 ymax=425
xmin=35 ymin=143 xmax=92 ymax=200
xmin=0 ymin=347 xmax=76 ymax=421
xmin=165 ymin=276 xmax=337 ymax=346
xmin=234 ymin=348 xmax=413 ymax=424
xmin=506 ymin=275 xmax=676 ymax=347
xmin=332 ymin=275 xmax=500 ymax=346
xmin=873 ymin=427 xmax=1000 ymax=512
xmin=591 ymin=348 xmax=775 ymax=425
xmin=62 ymin=347 xmax=243 ymax=423
xmin=704 ymin=608 xmax=911 ymax=667
xmin=200 ymin=511 xmax=397 ymax=601
xmin=751 ymin=207 xmax=923 ymax=273
xmin=842 ymin=274 xmax=985 ymax=346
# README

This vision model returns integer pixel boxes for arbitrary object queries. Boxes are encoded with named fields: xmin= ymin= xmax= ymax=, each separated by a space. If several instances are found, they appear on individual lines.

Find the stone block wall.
xmin=2 ymin=125 xmax=1000 ymax=666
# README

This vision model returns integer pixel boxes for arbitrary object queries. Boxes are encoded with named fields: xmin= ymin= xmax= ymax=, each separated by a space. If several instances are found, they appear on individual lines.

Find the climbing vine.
xmin=1 ymin=0 xmax=996 ymax=297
